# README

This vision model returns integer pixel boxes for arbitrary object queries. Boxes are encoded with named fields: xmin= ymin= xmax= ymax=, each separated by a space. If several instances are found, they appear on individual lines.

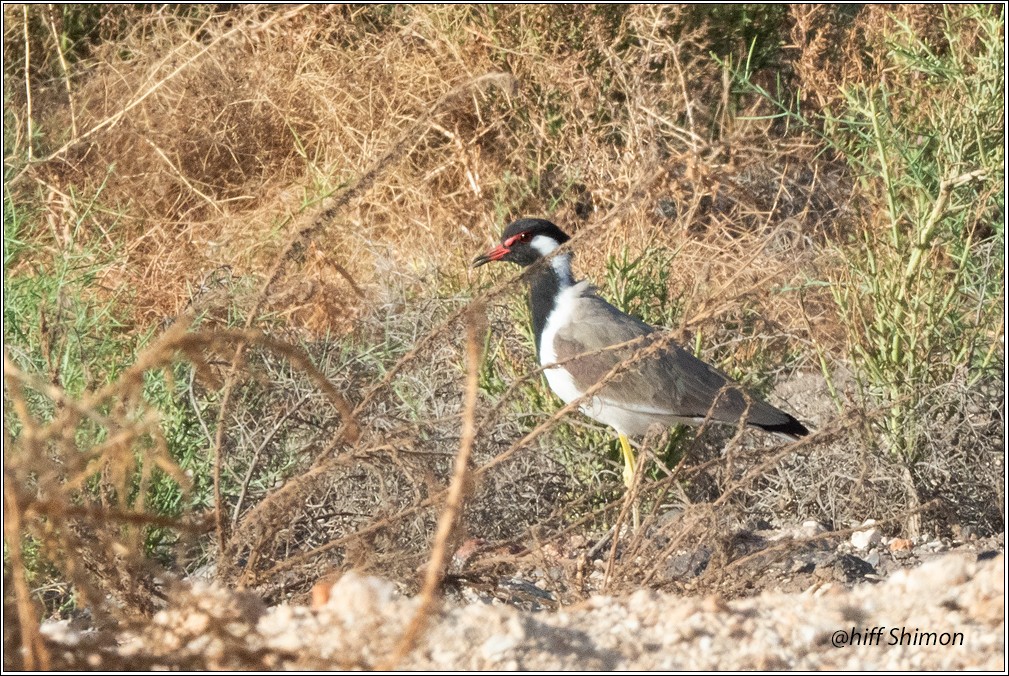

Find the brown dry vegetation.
xmin=3 ymin=5 xmax=1004 ymax=670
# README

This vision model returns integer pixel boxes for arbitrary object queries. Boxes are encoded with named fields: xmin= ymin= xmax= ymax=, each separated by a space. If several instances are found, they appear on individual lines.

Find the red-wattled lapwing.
xmin=474 ymin=218 xmax=808 ymax=527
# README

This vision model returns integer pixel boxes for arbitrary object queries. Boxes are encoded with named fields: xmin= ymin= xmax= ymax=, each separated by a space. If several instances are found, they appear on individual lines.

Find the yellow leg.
xmin=619 ymin=433 xmax=640 ymax=531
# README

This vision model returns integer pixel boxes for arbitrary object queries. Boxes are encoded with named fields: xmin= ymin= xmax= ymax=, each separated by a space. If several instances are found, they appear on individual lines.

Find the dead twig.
xmin=382 ymin=303 xmax=486 ymax=669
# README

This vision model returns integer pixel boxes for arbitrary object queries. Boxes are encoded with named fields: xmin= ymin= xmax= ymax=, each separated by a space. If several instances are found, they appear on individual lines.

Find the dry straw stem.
xmin=44 ymin=4 xmax=77 ymax=137
xmin=603 ymin=439 xmax=654 ymax=587
xmin=383 ymin=303 xmax=486 ymax=670
xmin=208 ymin=323 xmax=364 ymax=551
xmin=4 ymin=469 xmax=50 ymax=671
xmin=625 ymin=406 xmax=892 ymax=589
xmin=193 ymin=325 xmax=363 ymax=550
xmin=603 ymin=393 xmax=756 ymax=591
xmin=230 ymin=391 xmax=313 ymax=530
xmin=25 ymin=500 xmax=213 ymax=534
xmin=20 ymin=5 xmax=32 ymax=161
xmin=398 ymin=399 xmax=843 ymax=599
xmin=468 ymin=396 xmax=843 ymax=593
xmin=4 ymin=424 xmax=113 ymax=619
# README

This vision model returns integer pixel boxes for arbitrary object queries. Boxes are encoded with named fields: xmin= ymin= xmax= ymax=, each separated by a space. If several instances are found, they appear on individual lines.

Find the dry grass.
xmin=9 ymin=5 xmax=843 ymax=336
xmin=3 ymin=4 xmax=1003 ymax=670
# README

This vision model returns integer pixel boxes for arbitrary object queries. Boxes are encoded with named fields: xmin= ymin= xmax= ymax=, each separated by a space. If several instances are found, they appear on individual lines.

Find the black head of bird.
xmin=472 ymin=218 xmax=570 ymax=268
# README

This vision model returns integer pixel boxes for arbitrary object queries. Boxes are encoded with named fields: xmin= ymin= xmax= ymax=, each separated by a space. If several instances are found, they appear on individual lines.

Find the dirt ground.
xmin=38 ymin=546 xmax=1003 ymax=670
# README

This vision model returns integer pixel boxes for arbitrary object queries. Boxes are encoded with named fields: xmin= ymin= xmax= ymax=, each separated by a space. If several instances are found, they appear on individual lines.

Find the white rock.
xmin=801 ymin=520 xmax=827 ymax=537
xmin=851 ymin=520 xmax=882 ymax=549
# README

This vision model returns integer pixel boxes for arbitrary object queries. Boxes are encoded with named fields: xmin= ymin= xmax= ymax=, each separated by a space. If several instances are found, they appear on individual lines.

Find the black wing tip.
xmin=759 ymin=416 xmax=810 ymax=441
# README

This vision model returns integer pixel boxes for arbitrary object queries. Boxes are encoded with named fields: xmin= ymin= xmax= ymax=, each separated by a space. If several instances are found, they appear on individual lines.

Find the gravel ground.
xmin=41 ymin=551 xmax=1003 ymax=670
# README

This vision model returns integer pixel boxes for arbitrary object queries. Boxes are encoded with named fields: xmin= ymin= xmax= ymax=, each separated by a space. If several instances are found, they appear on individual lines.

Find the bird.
xmin=473 ymin=217 xmax=809 ymax=527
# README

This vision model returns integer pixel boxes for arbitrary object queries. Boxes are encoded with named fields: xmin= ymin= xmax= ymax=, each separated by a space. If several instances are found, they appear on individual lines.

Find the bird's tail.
xmin=755 ymin=415 xmax=809 ymax=441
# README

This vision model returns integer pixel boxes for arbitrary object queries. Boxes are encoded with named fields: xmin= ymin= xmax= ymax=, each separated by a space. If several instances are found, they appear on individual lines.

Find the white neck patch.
xmin=530 ymin=235 xmax=559 ymax=256
xmin=531 ymin=235 xmax=573 ymax=286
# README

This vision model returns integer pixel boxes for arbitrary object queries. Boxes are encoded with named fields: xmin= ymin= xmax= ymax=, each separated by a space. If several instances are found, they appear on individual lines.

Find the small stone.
xmin=833 ymin=554 xmax=875 ymax=582
xmin=627 ymin=589 xmax=656 ymax=612
xmin=790 ymin=560 xmax=815 ymax=574
xmin=813 ymin=564 xmax=834 ymax=581
xmin=480 ymin=617 xmax=525 ymax=661
xmin=850 ymin=522 xmax=882 ymax=550
xmin=181 ymin=612 xmax=210 ymax=634
xmin=311 ymin=581 xmax=334 ymax=610
xmin=665 ymin=550 xmax=711 ymax=580
xmin=480 ymin=633 xmax=519 ymax=660
xmin=702 ymin=594 xmax=729 ymax=613
xmin=864 ymin=550 xmax=881 ymax=568
xmin=951 ymin=524 xmax=975 ymax=542
xmin=801 ymin=520 xmax=827 ymax=537
xmin=889 ymin=538 xmax=913 ymax=552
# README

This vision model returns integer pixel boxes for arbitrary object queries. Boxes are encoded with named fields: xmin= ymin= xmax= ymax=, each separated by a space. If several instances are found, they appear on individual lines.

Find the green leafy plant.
xmin=829 ymin=8 xmax=1003 ymax=460
xmin=3 ymin=188 xmax=205 ymax=597
xmin=734 ymin=5 xmax=1004 ymax=460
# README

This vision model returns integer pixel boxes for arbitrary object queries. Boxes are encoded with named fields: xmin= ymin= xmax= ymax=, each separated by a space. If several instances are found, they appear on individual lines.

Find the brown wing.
xmin=552 ymin=285 xmax=797 ymax=429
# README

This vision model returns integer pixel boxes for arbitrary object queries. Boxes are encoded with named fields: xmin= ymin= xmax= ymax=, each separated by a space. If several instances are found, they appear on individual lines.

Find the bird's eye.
xmin=504 ymin=231 xmax=534 ymax=248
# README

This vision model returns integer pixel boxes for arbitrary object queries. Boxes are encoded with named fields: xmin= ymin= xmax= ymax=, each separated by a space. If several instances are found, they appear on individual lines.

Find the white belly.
xmin=542 ymin=364 xmax=669 ymax=436
xmin=541 ymin=364 xmax=701 ymax=436
xmin=539 ymin=286 xmax=695 ymax=436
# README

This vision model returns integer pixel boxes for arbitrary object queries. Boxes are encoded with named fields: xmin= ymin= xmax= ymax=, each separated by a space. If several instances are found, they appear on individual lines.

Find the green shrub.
xmin=735 ymin=5 xmax=1003 ymax=460
xmin=3 ymin=189 xmax=205 ymax=591
xmin=828 ymin=7 xmax=1003 ymax=460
